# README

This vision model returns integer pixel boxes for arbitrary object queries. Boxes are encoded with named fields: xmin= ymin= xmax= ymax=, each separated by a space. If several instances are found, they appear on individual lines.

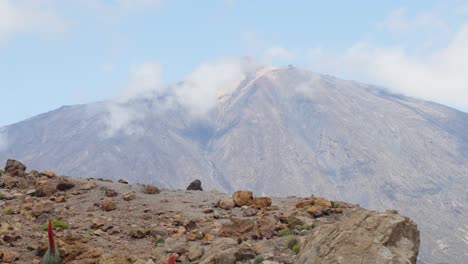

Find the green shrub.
xmin=0 ymin=169 xmax=4 ymax=175
xmin=42 ymin=219 xmax=69 ymax=230
xmin=43 ymin=251 xmax=61 ymax=264
xmin=156 ymin=237 xmax=165 ymax=244
xmin=278 ymin=228 xmax=292 ymax=236
xmin=253 ymin=255 xmax=264 ymax=264
xmin=295 ymin=224 xmax=312 ymax=231
xmin=292 ymin=243 xmax=301 ymax=254
xmin=287 ymin=236 xmax=299 ymax=250
xmin=3 ymin=207 xmax=14 ymax=215
xmin=332 ymin=201 xmax=343 ymax=208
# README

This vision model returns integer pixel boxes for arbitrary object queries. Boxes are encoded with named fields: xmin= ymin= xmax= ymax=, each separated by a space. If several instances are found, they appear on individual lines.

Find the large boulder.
xmin=186 ymin=179 xmax=203 ymax=191
xmin=232 ymin=190 xmax=253 ymax=207
xmin=199 ymin=238 xmax=238 ymax=264
xmin=4 ymin=159 xmax=26 ymax=177
xmin=296 ymin=209 xmax=420 ymax=264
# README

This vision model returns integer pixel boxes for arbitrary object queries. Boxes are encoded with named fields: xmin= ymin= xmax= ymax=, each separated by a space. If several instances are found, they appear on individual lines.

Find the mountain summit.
xmin=0 ymin=66 xmax=466 ymax=263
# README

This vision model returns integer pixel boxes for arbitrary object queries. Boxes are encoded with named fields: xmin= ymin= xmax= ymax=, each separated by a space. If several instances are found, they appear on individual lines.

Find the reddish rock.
xmin=219 ymin=218 xmax=258 ymax=239
xmin=233 ymin=191 xmax=253 ymax=207
xmin=258 ymin=215 xmax=278 ymax=239
xmin=143 ymin=185 xmax=160 ymax=194
xmin=105 ymin=188 xmax=118 ymax=197
xmin=4 ymin=159 xmax=26 ymax=177
xmin=1 ymin=249 xmax=19 ymax=263
xmin=307 ymin=206 xmax=324 ymax=218
xmin=35 ymin=180 xmax=57 ymax=197
xmin=314 ymin=197 xmax=332 ymax=209
xmin=100 ymin=198 xmax=117 ymax=211
xmin=295 ymin=199 xmax=315 ymax=208
xmin=41 ymin=170 xmax=56 ymax=178
xmin=123 ymin=191 xmax=136 ymax=201
xmin=251 ymin=197 xmax=272 ymax=209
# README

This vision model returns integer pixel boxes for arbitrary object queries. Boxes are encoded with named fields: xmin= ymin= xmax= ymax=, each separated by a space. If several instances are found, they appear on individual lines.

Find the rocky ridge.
xmin=0 ymin=160 xmax=420 ymax=264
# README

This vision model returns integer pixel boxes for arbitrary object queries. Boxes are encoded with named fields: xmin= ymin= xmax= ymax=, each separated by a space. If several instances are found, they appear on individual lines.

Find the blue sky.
xmin=0 ymin=0 xmax=468 ymax=126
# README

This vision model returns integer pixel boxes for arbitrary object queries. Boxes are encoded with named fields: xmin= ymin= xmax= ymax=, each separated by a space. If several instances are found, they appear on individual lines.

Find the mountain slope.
xmin=0 ymin=66 xmax=466 ymax=263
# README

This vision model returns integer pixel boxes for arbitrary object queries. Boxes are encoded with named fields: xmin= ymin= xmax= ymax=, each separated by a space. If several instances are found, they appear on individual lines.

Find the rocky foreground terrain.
xmin=0 ymin=160 xmax=420 ymax=264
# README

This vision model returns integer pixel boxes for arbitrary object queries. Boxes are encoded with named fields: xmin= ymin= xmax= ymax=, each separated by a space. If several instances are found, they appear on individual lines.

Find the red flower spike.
xmin=168 ymin=256 xmax=176 ymax=264
xmin=48 ymin=220 xmax=56 ymax=255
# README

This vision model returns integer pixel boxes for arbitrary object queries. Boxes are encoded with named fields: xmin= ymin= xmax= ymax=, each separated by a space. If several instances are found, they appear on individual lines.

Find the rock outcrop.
xmin=0 ymin=160 xmax=420 ymax=263
xmin=296 ymin=210 xmax=420 ymax=264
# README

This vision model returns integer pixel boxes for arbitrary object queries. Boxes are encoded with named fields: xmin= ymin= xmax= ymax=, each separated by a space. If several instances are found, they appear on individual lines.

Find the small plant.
xmin=0 ymin=169 xmax=4 ymax=175
xmin=292 ymin=243 xmax=301 ymax=254
xmin=43 ymin=219 xmax=62 ymax=264
xmin=0 ymin=192 xmax=4 ymax=200
xmin=295 ymin=224 xmax=312 ymax=231
xmin=42 ymin=219 xmax=69 ymax=231
xmin=253 ymin=255 xmax=264 ymax=264
xmin=196 ymin=232 xmax=204 ymax=240
xmin=279 ymin=228 xmax=292 ymax=236
xmin=3 ymin=207 xmax=14 ymax=215
xmin=287 ymin=236 xmax=299 ymax=250
xmin=144 ymin=228 xmax=151 ymax=235
xmin=156 ymin=237 xmax=165 ymax=244
xmin=332 ymin=201 xmax=343 ymax=208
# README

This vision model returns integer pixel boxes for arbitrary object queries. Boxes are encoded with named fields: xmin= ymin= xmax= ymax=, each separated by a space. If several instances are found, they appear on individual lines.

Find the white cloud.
xmin=119 ymin=62 xmax=165 ymax=101
xmin=0 ymin=0 xmax=65 ymax=42
xmin=308 ymin=24 xmax=468 ymax=110
xmin=383 ymin=7 xmax=446 ymax=34
xmin=103 ymin=62 xmax=164 ymax=136
xmin=104 ymin=103 xmax=146 ymax=137
xmin=102 ymin=58 xmax=260 ymax=136
xmin=263 ymin=46 xmax=296 ymax=64
xmin=175 ymin=58 xmax=255 ymax=116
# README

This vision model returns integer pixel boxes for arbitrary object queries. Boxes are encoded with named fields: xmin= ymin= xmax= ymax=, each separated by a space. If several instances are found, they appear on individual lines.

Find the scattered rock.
xmin=35 ymin=180 xmax=57 ymax=197
xmin=243 ymin=207 xmax=259 ymax=217
xmin=295 ymin=198 xmax=314 ymax=208
xmin=123 ymin=191 xmax=136 ymax=201
xmin=56 ymin=180 xmax=75 ymax=191
xmin=130 ymin=228 xmax=146 ymax=239
xmin=4 ymin=159 xmax=26 ymax=177
xmin=251 ymin=197 xmax=272 ymax=209
xmin=314 ymin=197 xmax=332 ymax=208
xmin=186 ymin=179 xmax=203 ymax=191
xmin=202 ymin=208 xmax=214 ymax=214
xmin=118 ymin=179 xmax=128 ymax=184
xmin=306 ymin=205 xmax=324 ymax=218
xmin=188 ymin=244 xmax=204 ymax=261
xmin=235 ymin=242 xmax=255 ymax=261
xmin=199 ymin=238 xmax=238 ymax=264
xmin=143 ymin=185 xmax=160 ymax=194
xmin=219 ymin=218 xmax=258 ymax=239
xmin=80 ymin=181 xmax=97 ymax=190
xmin=41 ymin=170 xmax=56 ymax=178
xmin=218 ymin=196 xmax=235 ymax=210
xmin=105 ymin=188 xmax=118 ymax=197
xmin=55 ymin=195 xmax=65 ymax=203
xmin=1 ymin=249 xmax=19 ymax=263
xmin=100 ymin=198 xmax=117 ymax=211
xmin=258 ymin=215 xmax=277 ymax=239
xmin=233 ymin=190 xmax=253 ymax=207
